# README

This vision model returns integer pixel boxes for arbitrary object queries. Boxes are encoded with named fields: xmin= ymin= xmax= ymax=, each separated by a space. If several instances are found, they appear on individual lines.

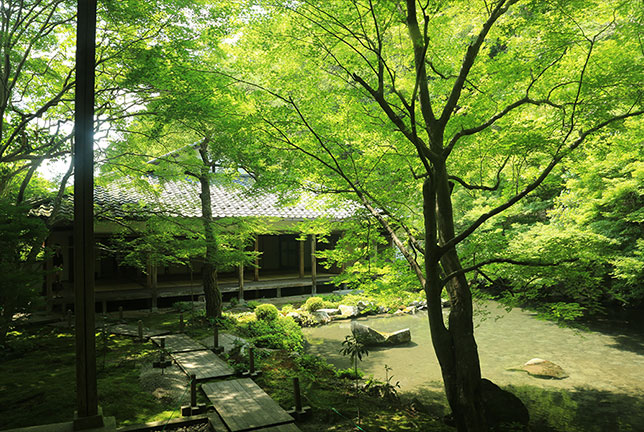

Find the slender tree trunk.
xmin=198 ymin=141 xmax=222 ymax=319
xmin=424 ymin=163 xmax=486 ymax=431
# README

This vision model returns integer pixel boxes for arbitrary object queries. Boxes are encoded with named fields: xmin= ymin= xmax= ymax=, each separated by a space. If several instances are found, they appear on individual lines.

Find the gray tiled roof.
xmin=148 ymin=179 xmax=353 ymax=220
xmin=37 ymin=177 xmax=354 ymax=222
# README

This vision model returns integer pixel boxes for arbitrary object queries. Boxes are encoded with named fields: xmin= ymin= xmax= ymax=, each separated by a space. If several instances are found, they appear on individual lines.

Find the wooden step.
xmin=202 ymin=378 xmax=295 ymax=432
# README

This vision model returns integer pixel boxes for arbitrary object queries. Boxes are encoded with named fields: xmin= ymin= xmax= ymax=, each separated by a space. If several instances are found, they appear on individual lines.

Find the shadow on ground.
xmin=508 ymin=385 xmax=644 ymax=432
xmin=404 ymin=383 xmax=644 ymax=432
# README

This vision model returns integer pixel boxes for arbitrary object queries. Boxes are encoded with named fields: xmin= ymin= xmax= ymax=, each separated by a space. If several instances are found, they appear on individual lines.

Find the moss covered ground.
xmin=2 ymin=305 xmax=642 ymax=431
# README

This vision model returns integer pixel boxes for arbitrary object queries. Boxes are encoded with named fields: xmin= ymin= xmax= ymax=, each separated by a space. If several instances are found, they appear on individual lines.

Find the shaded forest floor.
xmin=1 ymin=307 xmax=643 ymax=431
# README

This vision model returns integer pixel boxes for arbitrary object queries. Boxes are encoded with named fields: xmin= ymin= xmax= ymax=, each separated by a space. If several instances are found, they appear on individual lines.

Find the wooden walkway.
xmin=203 ymin=379 xmax=300 ymax=432
xmin=108 ymin=323 xmax=169 ymax=339
xmin=146 ymin=333 xmax=300 ymax=431
xmin=151 ymin=333 xmax=206 ymax=353
xmin=173 ymin=350 xmax=234 ymax=381
xmin=150 ymin=333 xmax=234 ymax=381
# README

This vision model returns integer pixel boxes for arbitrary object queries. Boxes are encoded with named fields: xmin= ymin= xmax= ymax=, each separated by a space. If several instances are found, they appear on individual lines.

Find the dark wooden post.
xmin=73 ymin=0 xmax=100 ymax=427
xmin=147 ymin=260 xmax=158 ymax=311
xmin=298 ymin=238 xmax=305 ymax=279
xmin=293 ymin=377 xmax=302 ymax=412
xmin=249 ymin=347 xmax=255 ymax=374
xmin=45 ymin=239 xmax=54 ymax=312
xmin=238 ymin=264 xmax=244 ymax=301
xmin=253 ymin=236 xmax=260 ymax=281
xmin=311 ymin=235 xmax=317 ymax=295
xmin=118 ymin=306 xmax=123 ymax=321
xmin=138 ymin=320 xmax=143 ymax=342
xmin=190 ymin=374 xmax=197 ymax=407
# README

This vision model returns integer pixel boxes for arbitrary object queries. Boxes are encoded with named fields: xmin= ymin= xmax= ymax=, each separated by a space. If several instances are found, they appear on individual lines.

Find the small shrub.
xmin=247 ymin=300 xmax=260 ymax=310
xmin=172 ymin=301 xmax=192 ymax=312
xmin=336 ymin=367 xmax=363 ymax=379
xmin=304 ymin=296 xmax=324 ymax=312
xmin=244 ymin=316 xmax=304 ymax=352
xmin=255 ymin=303 xmax=279 ymax=321
xmin=280 ymin=304 xmax=295 ymax=315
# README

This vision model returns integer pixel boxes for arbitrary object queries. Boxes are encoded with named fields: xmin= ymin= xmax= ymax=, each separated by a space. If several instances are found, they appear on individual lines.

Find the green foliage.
xmin=340 ymin=335 xmax=369 ymax=383
xmin=0 ymin=201 xmax=48 ymax=343
xmin=172 ymin=301 xmax=193 ymax=313
xmin=304 ymin=296 xmax=324 ymax=312
xmin=335 ymin=367 xmax=364 ymax=380
xmin=246 ymin=300 xmax=260 ymax=310
xmin=364 ymin=365 xmax=400 ymax=402
xmin=240 ymin=315 xmax=304 ymax=352
xmin=254 ymin=303 xmax=279 ymax=321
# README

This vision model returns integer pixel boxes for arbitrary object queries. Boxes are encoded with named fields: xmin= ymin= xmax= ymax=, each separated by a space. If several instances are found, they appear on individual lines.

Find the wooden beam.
xmin=311 ymin=235 xmax=317 ymax=295
xmin=298 ymin=238 xmax=305 ymax=278
xmin=73 ymin=0 xmax=100 ymax=425
xmin=238 ymin=264 xmax=244 ymax=301
xmin=151 ymin=264 xmax=158 ymax=311
xmin=45 ymin=239 xmax=54 ymax=312
xmin=253 ymin=236 xmax=259 ymax=281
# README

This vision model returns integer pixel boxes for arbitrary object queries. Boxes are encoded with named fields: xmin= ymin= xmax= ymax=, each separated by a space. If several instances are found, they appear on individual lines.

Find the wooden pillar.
xmin=311 ymin=235 xmax=317 ymax=295
xmin=151 ymin=264 xmax=158 ymax=310
xmin=238 ymin=264 xmax=244 ymax=301
xmin=45 ymin=241 xmax=54 ymax=313
xmin=298 ymin=238 xmax=305 ymax=279
xmin=253 ymin=236 xmax=259 ymax=282
xmin=73 ymin=0 xmax=101 ymax=426
xmin=147 ymin=261 xmax=158 ymax=311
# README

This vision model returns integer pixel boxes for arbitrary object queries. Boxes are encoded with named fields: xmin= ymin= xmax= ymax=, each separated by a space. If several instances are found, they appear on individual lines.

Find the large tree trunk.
xmin=424 ymin=165 xmax=486 ymax=431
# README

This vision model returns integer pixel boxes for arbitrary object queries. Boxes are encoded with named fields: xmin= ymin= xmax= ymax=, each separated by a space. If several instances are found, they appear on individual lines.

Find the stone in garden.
xmin=312 ymin=310 xmax=331 ymax=324
xmin=441 ymin=298 xmax=451 ymax=308
xmin=356 ymin=300 xmax=370 ymax=312
xmin=384 ymin=328 xmax=411 ymax=345
xmin=351 ymin=321 xmax=386 ymax=345
xmin=377 ymin=306 xmax=388 ymax=314
xmin=287 ymin=311 xmax=303 ymax=324
xmin=351 ymin=322 xmax=411 ymax=347
xmin=318 ymin=308 xmax=340 ymax=316
xmin=403 ymin=306 xmax=417 ymax=314
xmin=339 ymin=305 xmax=359 ymax=317
xmin=521 ymin=358 xmax=568 ymax=379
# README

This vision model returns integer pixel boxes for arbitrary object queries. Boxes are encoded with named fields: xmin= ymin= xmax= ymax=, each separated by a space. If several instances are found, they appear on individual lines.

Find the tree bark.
xmin=424 ymin=163 xmax=486 ymax=431
xmin=198 ymin=140 xmax=222 ymax=319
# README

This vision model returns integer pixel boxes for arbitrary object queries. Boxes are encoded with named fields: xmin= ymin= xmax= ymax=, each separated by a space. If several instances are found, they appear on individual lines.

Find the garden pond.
xmin=303 ymin=301 xmax=644 ymax=396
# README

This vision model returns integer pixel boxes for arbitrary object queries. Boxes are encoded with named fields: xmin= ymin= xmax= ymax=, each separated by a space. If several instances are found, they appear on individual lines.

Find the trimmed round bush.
xmin=254 ymin=303 xmax=279 ymax=321
xmin=304 ymin=296 xmax=324 ymax=312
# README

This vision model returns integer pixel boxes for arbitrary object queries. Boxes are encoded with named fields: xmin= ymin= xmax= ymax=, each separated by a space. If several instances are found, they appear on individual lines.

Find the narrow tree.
xmin=234 ymin=1 xmax=643 ymax=429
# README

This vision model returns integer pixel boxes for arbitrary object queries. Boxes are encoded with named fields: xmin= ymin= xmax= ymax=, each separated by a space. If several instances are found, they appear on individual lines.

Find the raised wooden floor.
xmin=202 ymin=379 xmax=298 ymax=432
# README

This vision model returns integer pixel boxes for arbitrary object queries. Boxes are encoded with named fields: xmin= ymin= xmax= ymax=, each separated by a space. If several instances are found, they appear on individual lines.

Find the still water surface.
xmin=303 ymin=302 xmax=644 ymax=396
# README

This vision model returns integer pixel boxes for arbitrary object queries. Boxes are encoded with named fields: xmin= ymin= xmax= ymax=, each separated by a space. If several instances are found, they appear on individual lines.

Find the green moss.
xmin=255 ymin=303 xmax=279 ymax=321
xmin=304 ymin=296 xmax=324 ymax=312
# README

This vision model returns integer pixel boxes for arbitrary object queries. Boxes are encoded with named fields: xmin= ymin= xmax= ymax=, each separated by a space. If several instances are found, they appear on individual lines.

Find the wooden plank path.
xmin=173 ymin=350 xmax=234 ymax=381
xmin=151 ymin=333 xmax=207 ymax=353
xmin=108 ymin=323 xmax=169 ymax=339
xmin=202 ymin=379 xmax=299 ymax=432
